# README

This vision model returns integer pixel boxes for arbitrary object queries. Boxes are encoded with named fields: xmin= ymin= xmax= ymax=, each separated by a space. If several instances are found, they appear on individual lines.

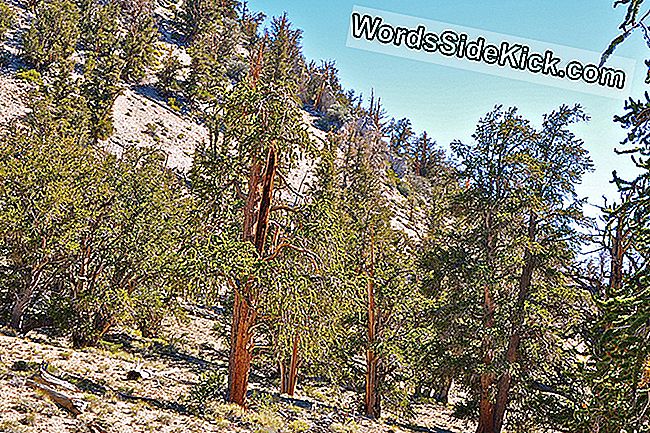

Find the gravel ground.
xmin=0 ymin=308 xmax=472 ymax=433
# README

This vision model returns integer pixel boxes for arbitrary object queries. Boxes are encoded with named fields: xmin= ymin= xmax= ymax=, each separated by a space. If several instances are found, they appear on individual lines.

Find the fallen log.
xmin=25 ymin=378 xmax=88 ymax=416
xmin=14 ymin=359 xmax=188 ymax=417
xmin=37 ymin=362 xmax=79 ymax=392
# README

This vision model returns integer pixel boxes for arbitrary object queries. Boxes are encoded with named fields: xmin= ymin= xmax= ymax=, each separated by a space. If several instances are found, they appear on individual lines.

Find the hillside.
xmin=0 ymin=0 xmax=648 ymax=432
xmin=0 ymin=2 xmax=446 ymax=432
xmin=0 ymin=307 xmax=473 ymax=433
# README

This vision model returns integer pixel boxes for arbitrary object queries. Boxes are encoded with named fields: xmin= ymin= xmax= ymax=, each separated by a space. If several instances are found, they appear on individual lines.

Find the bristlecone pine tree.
xmin=580 ymin=94 xmax=650 ymax=433
xmin=329 ymin=96 xmax=420 ymax=419
xmin=421 ymin=105 xmax=592 ymax=433
xmin=190 ymin=14 xmax=310 ymax=407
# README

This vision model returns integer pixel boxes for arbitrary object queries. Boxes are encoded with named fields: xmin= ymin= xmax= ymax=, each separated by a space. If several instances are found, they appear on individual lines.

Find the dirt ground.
xmin=0 ymin=306 xmax=474 ymax=433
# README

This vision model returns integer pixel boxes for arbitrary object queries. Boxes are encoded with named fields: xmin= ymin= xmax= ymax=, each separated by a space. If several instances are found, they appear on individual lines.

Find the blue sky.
xmin=249 ymin=0 xmax=648 ymax=212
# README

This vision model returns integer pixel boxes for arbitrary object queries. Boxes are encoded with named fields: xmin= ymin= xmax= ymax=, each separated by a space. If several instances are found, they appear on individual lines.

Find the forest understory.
xmin=0 ymin=0 xmax=647 ymax=432
xmin=0 ymin=304 xmax=473 ymax=433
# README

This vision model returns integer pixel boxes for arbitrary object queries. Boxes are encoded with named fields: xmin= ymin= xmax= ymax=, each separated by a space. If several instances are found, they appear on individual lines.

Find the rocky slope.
xmin=0 ymin=306 xmax=474 ymax=433
xmin=0 ymin=3 xmax=459 ymax=432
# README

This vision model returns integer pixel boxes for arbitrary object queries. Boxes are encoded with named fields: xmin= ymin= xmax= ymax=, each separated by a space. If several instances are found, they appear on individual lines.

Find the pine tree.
xmin=189 ymin=14 xmax=311 ymax=407
xmin=602 ymin=0 xmax=650 ymax=83
xmin=120 ymin=0 xmax=159 ymax=83
xmin=186 ymin=18 xmax=243 ymax=106
xmin=81 ymin=0 xmax=124 ymax=143
xmin=0 ymin=121 xmax=193 ymax=341
xmin=22 ymin=0 xmax=80 ymax=71
xmin=422 ymin=105 xmax=592 ymax=433
xmin=261 ymin=14 xmax=304 ymax=88
xmin=179 ymin=0 xmax=239 ymax=44
xmin=325 ymin=101 xmax=420 ymax=419
xmin=386 ymin=117 xmax=414 ymax=157
xmin=407 ymin=131 xmax=444 ymax=178
xmin=581 ymin=94 xmax=650 ymax=432
xmin=156 ymin=47 xmax=182 ymax=97
xmin=0 ymin=0 xmax=14 ymax=39
xmin=258 ymin=141 xmax=353 ymax=397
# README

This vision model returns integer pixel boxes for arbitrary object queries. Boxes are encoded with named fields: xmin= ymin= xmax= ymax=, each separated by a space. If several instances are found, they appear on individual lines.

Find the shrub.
xmin=185 ymin=370 xmax=227 ymax=415
xmin=0 ymin=1 xmax=15 ymax=39
xmin=15 ymin=68 xmax=42 ymax=85
xmin=288 ymin=419 xmax=310 ymax=433
xmin=243 ymin=409 xmax=285 ymax=433
xmin=167 ymin=97 xmax=181 ymax=112
xmin=22 ymin=0 xmax=80 ymax=71
xmin=329 ymin=421 xmax=359 ymax=433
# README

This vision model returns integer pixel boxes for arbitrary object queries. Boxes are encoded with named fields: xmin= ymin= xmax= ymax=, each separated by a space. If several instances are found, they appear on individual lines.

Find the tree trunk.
xmin=433 ymin=375 xmax=453 ymax=404
xmin=476 ymin=285 xmax=496 ymax=433
xmin=227 ymin=144 xmax=278 ymax=407
xmin=477 ymin=219 xmax=497 ymax=433
xmin=483 ymin=212 xmax=537 ymax=433
xmin=228 ymin=289 xmax=257 ymax=405
xmin=609 ymin=212 xmax=625 ymax=292
xmin=365 ymin=346 xmax=380 ymax=419
xmin=10 ymin=289 xmax=32 ymax=331
xmin=11 ymin=262 xmax=48 ymax=332
xmin=364 ymin=238 xmax=381 ymax=419
xmin=279 ymin=333 xmax=300 ymax=396
xmin=477 ymin=374 xmax=495 ymax=433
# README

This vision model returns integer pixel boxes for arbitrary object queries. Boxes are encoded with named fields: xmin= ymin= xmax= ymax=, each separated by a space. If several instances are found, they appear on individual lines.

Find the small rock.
xmin=126 ymin=369 xmax=153 ymax=380
xmin=126 ymin=370 xmax=142 ymax=380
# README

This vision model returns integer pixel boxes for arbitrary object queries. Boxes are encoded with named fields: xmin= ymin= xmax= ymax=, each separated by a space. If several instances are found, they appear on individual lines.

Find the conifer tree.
xmin=186 ymin=18 xmax=243 ymax=106
xmin=602 ymin=0 xmax=650 ymax=82
xmin=261 ymin=14 xmax=304 ymax=87
xmin=81 ymin=2 xmax=123 ymax=143
xmin=323 ymin=102 xmax=420 ymax=419
xmin=181 ymin=0 xmax=239 ymax=43
xmin=408 ymin=131 xmax=444 ymax=178
xmin=120 ymin=0 xmax=159 ymax=83
xmin=190 ymin=14 xmax=311 ymax=407
xmin=0 ymin=0 xmax=14 ymax=39
xmin=22 ymin=0 xmax=80 ymax=71
xmin=156 ymin=47 xmax=182 ymax=97
xmin=386 ymin=118 xmax=414 ymax=157
xmin=421 ymin=105 xmax=592 ymax=433
xmin=237 ymin=1 xmax=265 ymax=50
xmin=580 ymin=95 xmax=650 ymax=432
xmin=0 ymin=121 xmax=193 ymax=341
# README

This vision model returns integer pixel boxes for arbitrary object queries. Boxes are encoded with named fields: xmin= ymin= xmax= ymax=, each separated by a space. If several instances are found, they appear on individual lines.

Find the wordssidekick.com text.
xmin=351 ymin=12 xmax=627 ymax=90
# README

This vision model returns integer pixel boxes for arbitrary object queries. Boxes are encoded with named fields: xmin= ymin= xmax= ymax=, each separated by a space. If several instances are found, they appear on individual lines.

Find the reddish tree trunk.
xmin=477 ymin=222 xmax=497 ymax=433
xmin=365 ymin=347 xmax=380 ymax=419
xmin=364 ymin=239 xmax=381 ymax=419
xmin=492 ymin=213 xmax=536 ymax=433
xmin=477 ymin=213 xmax=537 ymax=433
xmin=279 ymin=333 xmax=300 ymax=396
xmin=228 ymin=289 xmax=257 ymax=405
xmin=477 ymin=375 xmax=495 ymax=433
xmin=477 ymin=321 xmax=496 ymax=433
xmin=227 ymin=144 xmax=278 ymax=407
xmin=476 ymin=283 xmax=497 ymax=433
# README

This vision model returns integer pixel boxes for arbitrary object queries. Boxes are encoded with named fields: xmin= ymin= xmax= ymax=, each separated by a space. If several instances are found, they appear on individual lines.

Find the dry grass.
xmin=0 ymin=307 xmax=470 ymax=433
